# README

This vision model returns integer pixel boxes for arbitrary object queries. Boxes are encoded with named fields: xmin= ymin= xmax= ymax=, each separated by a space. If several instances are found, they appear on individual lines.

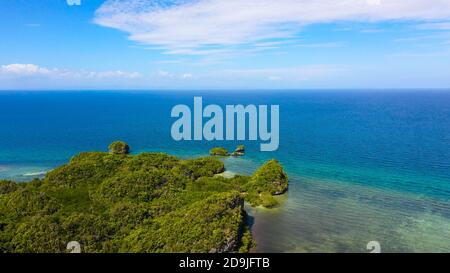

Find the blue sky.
xmin=1 ymin=0 xmax=450 ymax=90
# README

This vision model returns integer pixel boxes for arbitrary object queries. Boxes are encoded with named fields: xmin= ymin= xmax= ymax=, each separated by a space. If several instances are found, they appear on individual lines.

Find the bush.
xmin=0 ymin=180 xmax=18 ymax=195
xmin=209 ymin=147 xmax=229 ymax=156
xmin=120 ymin=192 xmax=244 ymax=253
xmin=178 ymin=157 xmax=225 ymax=180
xmin=238 ymin=224 xmax=255 ymax=253
xmin=246 ymin=159 xmax=288 ymax=195
xmin=260 ymin=192 xmax=278 ymax=208
xmin=10 ymin=215 xmax=66 ymax=253
xmin=45 ymin=153 xmax=125 ymax=188
xmin=108 ymin=141 xmax=130 ymax=155
xmin=95 ymin=169 xmax=168 ymax=202
xmin=125 ymin=153 xmax=180 ymax=171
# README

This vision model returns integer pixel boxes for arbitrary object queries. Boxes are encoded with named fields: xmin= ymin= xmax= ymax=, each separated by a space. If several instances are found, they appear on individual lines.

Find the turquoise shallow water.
xmin=0 ymin=90 xmax=449 ymax=252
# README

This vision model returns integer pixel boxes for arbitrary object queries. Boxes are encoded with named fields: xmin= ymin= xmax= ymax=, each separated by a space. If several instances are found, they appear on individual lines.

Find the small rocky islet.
xmin=209 ymin=145 xmax=246 ymax=157
xmin=0 ymin=141 xmax=288 ymax=253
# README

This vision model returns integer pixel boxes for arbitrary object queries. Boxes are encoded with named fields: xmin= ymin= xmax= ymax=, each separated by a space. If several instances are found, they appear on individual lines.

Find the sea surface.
xmin=0 ymin=90 xmax=449 ymax=253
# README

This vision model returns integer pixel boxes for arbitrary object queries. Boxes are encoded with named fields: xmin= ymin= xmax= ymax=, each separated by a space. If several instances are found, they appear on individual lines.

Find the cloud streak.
xmin=220 ymin=65 xmax=345 ymax=81
xmin=418 ymin=22 xmax=450 ymax=30
xmin=94 ymin=0 xmax=450 ymax=54
xmin=0 ymin=64 xmax=142 ymax=79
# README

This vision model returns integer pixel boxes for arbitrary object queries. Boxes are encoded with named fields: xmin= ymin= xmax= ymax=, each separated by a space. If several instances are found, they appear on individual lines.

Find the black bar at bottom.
xmin=0 ymin=253 xmax=444 ymax=272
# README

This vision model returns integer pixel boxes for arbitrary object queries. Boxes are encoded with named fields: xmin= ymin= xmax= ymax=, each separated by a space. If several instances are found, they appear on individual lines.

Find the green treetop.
xmin=108 ymin=141 xmax=130 ymax=155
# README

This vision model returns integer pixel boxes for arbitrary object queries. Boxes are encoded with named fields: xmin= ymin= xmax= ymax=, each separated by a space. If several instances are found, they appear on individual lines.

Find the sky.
xmin=1 ymin=0 xmax=450 ymax=90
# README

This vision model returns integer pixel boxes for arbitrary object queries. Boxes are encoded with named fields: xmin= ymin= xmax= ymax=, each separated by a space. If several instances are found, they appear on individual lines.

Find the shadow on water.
xmin=245 ymin=207 xmax=256 ymax=230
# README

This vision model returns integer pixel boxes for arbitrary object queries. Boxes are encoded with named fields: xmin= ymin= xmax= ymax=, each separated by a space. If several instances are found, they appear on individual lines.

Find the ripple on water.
xmin=243 ymin=172 xmax=450 ymax=253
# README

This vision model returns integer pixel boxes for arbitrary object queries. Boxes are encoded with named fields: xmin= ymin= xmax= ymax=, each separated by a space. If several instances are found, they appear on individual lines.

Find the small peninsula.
xmin=0 ymin=142 xmax=288 ymax=253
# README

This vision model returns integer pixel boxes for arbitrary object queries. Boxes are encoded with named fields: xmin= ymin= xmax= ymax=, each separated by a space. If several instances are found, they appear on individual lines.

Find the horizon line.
xmin=1 ymin=88 xmax=450 ymax=93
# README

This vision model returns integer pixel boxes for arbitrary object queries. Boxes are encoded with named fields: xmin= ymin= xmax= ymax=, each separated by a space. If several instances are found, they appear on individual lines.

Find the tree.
xmin=108 ymin=141 xmax=130 ymax=155
xmin=247 ymin=159 xmax=288 ymax=195
xmin=0 ymin=144 xmax=288 ymax=253
xmin=209 ymin=147 xmax=229 ymax=156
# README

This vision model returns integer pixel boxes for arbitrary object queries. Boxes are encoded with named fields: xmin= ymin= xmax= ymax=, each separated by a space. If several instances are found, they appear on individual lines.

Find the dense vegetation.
xmin=0 ymin=142 xmax=287 ymax=253
xmin=209 ymin=147 xmax=229 ymax=156
xmin=209 ymin=145 xmax=246 ymax=157
xmin=246 ymin=159 xmax=289 ymax=195
xmin=108 ymin=141 xmax=130 ymax=155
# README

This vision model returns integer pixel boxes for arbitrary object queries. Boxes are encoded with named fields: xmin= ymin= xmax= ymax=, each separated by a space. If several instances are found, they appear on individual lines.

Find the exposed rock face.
xmin=235 ymin=145 xmax=245 ymax=153
xmin=231 ymin=145 xmax=245 ymax=156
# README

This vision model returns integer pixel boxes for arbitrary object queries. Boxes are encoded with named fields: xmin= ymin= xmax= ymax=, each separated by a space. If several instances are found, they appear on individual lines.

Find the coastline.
xmin=2 ymin=150 xmax=450 ymax=253
xmin=1 ymin=91 xmax=449 ymax=253
xmin=0 ymin=165 xmax=50 ymax=182
xmin=0 ymin=145 xmax=289 ymax=253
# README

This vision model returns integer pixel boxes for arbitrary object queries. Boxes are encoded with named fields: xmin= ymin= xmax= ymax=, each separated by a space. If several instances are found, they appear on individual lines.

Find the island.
xmin=209 ymin=145 xmax=246 ymax=157
xmin=0 ymin=142 xmax=288 ymax=253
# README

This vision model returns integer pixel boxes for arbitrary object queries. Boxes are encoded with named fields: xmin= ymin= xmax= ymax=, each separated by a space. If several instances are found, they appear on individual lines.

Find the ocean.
xmin=0 ymin=90 xmax=449 ymax=252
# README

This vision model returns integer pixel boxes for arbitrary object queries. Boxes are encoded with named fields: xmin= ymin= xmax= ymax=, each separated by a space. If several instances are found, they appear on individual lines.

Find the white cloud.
xmin=181 ymin=73 xmax=193 ymax=79
xmin=154 ymin=70 xmax=194 ymax=79
xmin=94 ymin=0 xmax=450 ymax=54
xmin=93 ymin=70 xmax=142 ymax=79
xmin=1 ymin=64 xmax=52 ymax=75
xmin=0 ymin=64 xmax=142 ymax=79
xmin=156 ymin=70 xmax=173 ymax=77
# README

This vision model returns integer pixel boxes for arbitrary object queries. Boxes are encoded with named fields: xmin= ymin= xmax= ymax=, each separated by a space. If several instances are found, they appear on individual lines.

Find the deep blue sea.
xmin=1 ymin=90 xmax=449 ymax=252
